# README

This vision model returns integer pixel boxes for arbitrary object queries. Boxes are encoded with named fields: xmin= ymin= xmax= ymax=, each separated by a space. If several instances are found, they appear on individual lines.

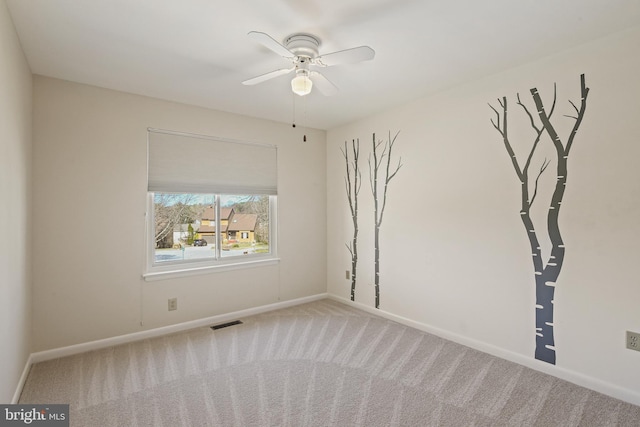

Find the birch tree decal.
xmin=342 ymin=139 xmax=361 ymax=301
xmin=369 ymin=131 xmax=402 ymax=309
xmin=489 ymin=74 xmax=589 ymax=364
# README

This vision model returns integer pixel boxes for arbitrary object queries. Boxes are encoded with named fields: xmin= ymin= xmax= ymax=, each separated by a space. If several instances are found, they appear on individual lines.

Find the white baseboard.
xmin=12 ymin=353 xmax=33 ymax=404
xmin=328 ymin=294 xmax=640 ymax=407
xmin=29 ymin=293 xmax=327 ymax=364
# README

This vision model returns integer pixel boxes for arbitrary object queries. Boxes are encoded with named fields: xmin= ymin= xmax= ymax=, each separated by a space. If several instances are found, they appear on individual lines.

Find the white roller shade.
xmin=148 ymin=128 xmax=277 ymax=195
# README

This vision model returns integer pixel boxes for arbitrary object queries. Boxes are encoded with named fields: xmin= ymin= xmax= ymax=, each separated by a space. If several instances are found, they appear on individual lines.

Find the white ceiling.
xmin=6 ymin=0 xmax=640 ymax=130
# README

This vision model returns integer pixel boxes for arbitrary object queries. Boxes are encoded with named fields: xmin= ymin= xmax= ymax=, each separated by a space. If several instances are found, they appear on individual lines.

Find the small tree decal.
xmin=489 ymin=74 xmax=589 ymax=364
xmin=369 ymin=131 xmax=402 ymax=309
xmin=342 ymin=139 xmax=361 ymax=301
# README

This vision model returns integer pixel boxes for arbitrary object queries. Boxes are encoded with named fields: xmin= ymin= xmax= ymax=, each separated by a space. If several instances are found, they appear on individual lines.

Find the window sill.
xmin=143 ymin=257 xmax=280 ymax=282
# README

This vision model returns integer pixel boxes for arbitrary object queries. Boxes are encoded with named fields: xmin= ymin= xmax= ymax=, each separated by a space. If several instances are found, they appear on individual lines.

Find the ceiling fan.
xmin=242 ymin=31 xmax=375 ymax=97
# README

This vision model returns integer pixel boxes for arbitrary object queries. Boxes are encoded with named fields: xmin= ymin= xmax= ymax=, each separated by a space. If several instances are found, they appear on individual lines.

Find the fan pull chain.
xmin=292 ymin=89 xmax=296 ymax=127
xmin=291 ymin=91 xmax=308 ymax=142
xmin=302 ymin=93 xmax=307 ymax=142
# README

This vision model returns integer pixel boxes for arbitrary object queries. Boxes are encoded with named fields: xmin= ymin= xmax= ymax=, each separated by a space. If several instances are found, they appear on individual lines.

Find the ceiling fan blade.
xmin=310 ymin=71 xmax=338 ymax=96
xmin=315 ymin=46 xmax=375 ymax=67
xmin=242 ymin=68 xmax=294 ymax=85
xmin=248 ymin=31 xmax=294 ymax=58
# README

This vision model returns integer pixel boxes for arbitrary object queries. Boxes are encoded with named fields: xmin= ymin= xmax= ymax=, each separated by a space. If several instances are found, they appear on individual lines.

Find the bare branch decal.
xmin=489 ymin=74 xmax=589 ymax=365
xmin=369 ymin=131 xmax=402 ymax=309
xmin=342 ymin=139 xmax=361 ymax=301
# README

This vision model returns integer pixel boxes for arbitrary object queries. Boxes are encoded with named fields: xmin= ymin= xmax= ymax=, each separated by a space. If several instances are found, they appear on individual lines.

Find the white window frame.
xmin=143 ymin=193 xmax=278 ymax=281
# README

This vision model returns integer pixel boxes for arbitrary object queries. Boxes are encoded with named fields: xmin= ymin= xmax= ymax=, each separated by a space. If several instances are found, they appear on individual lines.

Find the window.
xmin=144 ymin=129 xmax=278 ymax=280
xmin=150 ymin=192 xmax=275 ymax=263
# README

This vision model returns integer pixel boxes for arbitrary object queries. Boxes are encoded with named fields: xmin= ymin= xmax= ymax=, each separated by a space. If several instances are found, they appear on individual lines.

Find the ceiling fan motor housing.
xmin=284 ymin=33 xmax=320 ymax=59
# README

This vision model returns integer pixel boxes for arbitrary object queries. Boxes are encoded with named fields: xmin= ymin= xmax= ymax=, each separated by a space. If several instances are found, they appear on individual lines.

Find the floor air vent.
xmin=210 ymin=320 xmax=243 ymax=330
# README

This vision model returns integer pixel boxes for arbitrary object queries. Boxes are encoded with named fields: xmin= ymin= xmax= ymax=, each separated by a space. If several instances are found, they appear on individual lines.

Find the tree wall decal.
xmin=369 ymin=131 xmax=402 ymax=309
xmin=489 ymin=74 xmax=589 ymax=364
xmin=342 ymin=139 xmax=361 ymax=301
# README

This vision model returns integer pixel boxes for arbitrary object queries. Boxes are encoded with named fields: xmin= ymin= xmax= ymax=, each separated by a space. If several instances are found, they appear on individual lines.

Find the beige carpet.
xmin=19 ymin=299 xmax=640 ymax=426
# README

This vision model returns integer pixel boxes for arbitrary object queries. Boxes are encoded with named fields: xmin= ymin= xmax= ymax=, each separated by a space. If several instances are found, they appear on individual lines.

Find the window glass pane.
xmin=153 ymin=193 xmax=216 ymax=263
xmin=220 ymin=194 xmax=270 ymax=258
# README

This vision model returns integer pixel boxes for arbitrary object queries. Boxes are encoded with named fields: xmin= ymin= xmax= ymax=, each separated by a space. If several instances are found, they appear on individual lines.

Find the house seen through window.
xmin=153 ymin=193 xmax=271 ymax=264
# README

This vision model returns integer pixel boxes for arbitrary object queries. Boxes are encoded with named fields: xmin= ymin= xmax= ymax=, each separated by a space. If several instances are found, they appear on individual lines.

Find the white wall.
xmin=327 ymin=27 xmax=640 ymax=404
xmin=32 ymin=76 xmax=326 ymax=352
xmin=0 ymin=0 xmax=32 ymax=403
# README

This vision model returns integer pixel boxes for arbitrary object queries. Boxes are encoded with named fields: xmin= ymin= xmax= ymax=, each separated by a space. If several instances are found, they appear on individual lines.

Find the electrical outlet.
xmin=346 ymin=270 xmax=350 ymax=280
xmin=168 ymin=298 xmax=178 ymax=311
xmin=626 ymin=331 xmax=640 ymax=351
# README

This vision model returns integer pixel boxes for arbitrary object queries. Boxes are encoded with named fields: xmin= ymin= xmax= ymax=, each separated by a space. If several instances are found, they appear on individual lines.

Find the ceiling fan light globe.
xmin=291 ymin=75 xmax=313 ymax=96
